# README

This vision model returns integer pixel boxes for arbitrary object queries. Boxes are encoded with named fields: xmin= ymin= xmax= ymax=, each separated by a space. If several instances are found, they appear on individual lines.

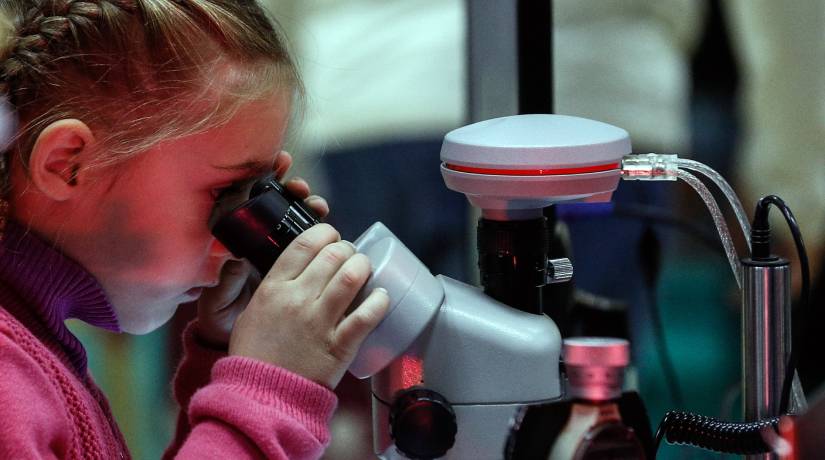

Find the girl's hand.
xmin=196 ymin=151 xmax=330 ymax=347
xmin=228 ymin=223 xmax=391 ymax=389
xmin=195 ymin=259 xmax=258 ymax=347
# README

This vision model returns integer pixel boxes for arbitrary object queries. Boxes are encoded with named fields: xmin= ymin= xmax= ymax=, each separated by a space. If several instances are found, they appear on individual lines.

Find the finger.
xmin=315 ymin=253 xmax=370 ymax=322
xmin=296 ymin=240 xmax=357 ymax=297
xmin=332 ymin=288 xmax=390 ymax=360
xmin=198 ymin=260 xmax=251 ymax=316
xmin=305 ymin=195 xmax=329 ymax=218
xmin=285 ymin=177 xmax=310 ymax=199
xmin=246 ymin=268 xmax=263 ymax=292
xmin=223 ymin=281 xmax=253 ymax=321
xmin=267 ymin=223 xmax=340 ymax=281
xmin=273 ymin=151 xmax=293 ymax=179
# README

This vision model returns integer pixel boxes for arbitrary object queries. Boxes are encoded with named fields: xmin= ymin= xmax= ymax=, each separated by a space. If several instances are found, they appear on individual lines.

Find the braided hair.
xmin=0 ymin=0 xmax=298 ymax=192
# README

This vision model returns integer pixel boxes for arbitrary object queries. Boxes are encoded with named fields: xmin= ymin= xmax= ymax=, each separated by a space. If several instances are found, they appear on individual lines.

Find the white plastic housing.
xmin=417 ymin=276 xmax=561 ymax=403
xmin=440 ymin=114 xmax=631 ymax=219
xmin=349 ymin=223 xmax=445 ymax=378
xmin=370 ymin=275 xmax=561 ymax=403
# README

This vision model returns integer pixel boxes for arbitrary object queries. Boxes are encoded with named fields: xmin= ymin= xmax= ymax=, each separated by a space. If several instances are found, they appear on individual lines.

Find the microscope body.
xmin=372 ymin=276 xmax=562 ymax=458
xmin=349 ymin=223 xmax=562 ymax=459
xmin=348 ymin=115 xmax=631 ymax=459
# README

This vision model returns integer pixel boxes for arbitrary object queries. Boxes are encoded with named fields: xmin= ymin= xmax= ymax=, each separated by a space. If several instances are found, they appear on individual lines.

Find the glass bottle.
xmin=548 ymin=337 xmax=646 ymax=460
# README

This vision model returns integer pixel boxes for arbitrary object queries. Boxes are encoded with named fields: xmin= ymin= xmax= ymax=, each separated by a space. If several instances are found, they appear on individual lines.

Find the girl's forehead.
xmin=109 ymin=92 xmax=289 ymax=182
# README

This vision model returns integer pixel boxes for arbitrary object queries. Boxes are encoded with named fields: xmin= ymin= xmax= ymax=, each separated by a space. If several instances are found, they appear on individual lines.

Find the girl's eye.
xmin=211 ymin=182 xmax=244 ymax=200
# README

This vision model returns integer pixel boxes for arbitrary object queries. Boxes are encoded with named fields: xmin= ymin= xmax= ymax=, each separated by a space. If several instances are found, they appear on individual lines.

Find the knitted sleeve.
xmin=0 ymin=323 xmax=73 ymax=458
xmin=163 ymin=320 xmax=229 ymax=458
xmin=165 ymin=321 xmax=337 ymax=460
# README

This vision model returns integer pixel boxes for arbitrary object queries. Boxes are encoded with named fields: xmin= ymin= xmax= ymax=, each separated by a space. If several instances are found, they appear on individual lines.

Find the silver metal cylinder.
xmin=741 ymin=258 xmax=791 ymax=460
xmin=467 ymin=0 xmax=519 ymax=123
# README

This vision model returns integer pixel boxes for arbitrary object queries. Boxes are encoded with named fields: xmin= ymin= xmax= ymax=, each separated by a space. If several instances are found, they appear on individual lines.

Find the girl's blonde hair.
xmin=0 ymin=0 xmax=300 ymax=173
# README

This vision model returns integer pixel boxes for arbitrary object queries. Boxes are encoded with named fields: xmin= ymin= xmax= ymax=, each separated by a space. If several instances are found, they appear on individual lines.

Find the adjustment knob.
xmin=390 ymin=388 xmax=457 ymax=459
xmin=546 ymin=258 xmax=573 ymax=284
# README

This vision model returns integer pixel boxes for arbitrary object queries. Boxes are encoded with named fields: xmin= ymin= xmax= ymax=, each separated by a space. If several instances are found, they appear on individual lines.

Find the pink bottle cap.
xmin=563 ymin=337 xmax=630 ymax=401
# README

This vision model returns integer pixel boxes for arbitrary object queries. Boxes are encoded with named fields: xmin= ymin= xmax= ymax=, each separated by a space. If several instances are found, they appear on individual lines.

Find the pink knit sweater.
xmin=0 ymin=222 xmax=338 ymax=459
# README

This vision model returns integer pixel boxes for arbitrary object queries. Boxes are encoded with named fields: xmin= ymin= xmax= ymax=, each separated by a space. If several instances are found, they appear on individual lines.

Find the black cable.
xmin=639 ymin=226 xmax=685 ymax=410
xmin=645 ymin=287 xmax=686 ymax=411
xmin=612 ymin=203 xmax=726 ymax=256
xmin=655 ymin=411 xmax=781 ymax=455
xmin=751 ymin=195 xmax=810 ymax=414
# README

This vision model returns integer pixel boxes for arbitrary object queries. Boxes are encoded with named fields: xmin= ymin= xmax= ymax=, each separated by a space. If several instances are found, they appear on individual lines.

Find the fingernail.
xmin=375 ymin=287 xmax=388 ymax=295
xmin=343 ymin=240 xmax=357 ymax=251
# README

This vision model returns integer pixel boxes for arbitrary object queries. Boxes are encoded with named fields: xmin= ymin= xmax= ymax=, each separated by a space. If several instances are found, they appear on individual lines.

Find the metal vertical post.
xmin=466 ymin=0 xmax=553 ymax=120
xmin=516 ymin=0 xmax=553 ymax=114
xmin=466 ymin=0 xmax=520 ymax=123
xmin=742 ymin=258 xmax=791 ymax=460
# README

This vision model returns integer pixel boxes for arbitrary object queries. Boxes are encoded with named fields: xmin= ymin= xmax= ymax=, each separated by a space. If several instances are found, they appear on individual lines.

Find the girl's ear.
xmin=28 ymin=119 xmax=96 ymax=201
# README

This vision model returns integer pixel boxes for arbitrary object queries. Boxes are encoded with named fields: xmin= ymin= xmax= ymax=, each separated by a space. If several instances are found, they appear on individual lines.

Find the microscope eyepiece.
xmin=211 ymin=175 xmax=320 ymax=274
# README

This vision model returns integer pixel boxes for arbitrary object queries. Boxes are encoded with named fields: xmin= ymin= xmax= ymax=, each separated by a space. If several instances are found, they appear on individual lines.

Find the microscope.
xmin=356 ymin=113 xmax=632 ymax=459
xmin=212 ymin=113 xmax=632 ymax=459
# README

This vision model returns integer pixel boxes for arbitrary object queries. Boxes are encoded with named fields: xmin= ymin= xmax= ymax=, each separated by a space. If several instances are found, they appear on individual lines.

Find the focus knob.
xmin=546 ymin=258 xmax=573 ymax=284
xmin=390 ymin=388 xmax=457 ymax=459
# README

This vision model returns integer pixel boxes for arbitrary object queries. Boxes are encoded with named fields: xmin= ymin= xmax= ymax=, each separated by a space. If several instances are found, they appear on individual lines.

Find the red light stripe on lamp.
xmin=445 ymin=162 xmax=620 ymax=176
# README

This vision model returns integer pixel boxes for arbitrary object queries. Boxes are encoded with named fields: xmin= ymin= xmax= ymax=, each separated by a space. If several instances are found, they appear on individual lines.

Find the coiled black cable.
xmin=655 ymin=411 xmax=781 ymax=455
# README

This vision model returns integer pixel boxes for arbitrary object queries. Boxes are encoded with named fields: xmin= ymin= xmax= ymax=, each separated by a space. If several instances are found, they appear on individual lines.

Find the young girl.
xmin=0 ymin=1 xmax=390 ymax=458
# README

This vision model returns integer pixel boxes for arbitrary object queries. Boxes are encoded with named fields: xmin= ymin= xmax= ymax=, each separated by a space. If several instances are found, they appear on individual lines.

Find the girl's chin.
xmin=115 ymin=301 xmax=181 ymax=335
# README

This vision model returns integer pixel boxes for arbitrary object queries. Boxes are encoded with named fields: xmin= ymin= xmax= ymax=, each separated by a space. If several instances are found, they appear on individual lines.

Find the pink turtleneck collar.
xmin=0 ymin=220 xmax=120 ymax=374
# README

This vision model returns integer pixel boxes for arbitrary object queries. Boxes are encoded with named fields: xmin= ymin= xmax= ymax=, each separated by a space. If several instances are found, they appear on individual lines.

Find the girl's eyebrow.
xmin=212 ymin=159 xmax=273 ymax=174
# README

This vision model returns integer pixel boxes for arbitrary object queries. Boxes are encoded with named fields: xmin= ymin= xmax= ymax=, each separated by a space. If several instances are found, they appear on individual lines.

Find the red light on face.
xmin=401 ymin=355 xmax=424 ymax=388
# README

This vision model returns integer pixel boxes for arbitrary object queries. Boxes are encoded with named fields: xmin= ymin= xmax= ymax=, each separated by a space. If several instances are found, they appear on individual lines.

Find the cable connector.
xmin=621 ymin=154 xmax=678 ymax=181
